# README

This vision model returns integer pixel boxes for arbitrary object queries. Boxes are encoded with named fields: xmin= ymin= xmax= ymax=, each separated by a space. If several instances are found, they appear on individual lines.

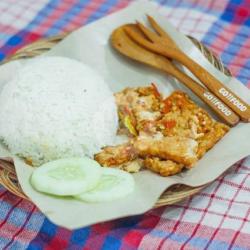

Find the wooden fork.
xmin=124 ymin=15 xmax=250 ymax=122
xmin=111 ymin=24 xmax=239 ymax=126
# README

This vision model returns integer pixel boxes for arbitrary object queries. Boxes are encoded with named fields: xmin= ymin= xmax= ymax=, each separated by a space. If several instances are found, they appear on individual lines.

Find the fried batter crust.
xmin=133 ymin=135 xmax=198 ymax=167
xmin=115 ymin=85 xmax=162 ymax=135
xmin=159 ymin=91 xmax=229 ymax=153
xmin=94 ymin=143 xmax=137 ymax=167
xmin=95 ymin=134 xmax=198 ymax=168
xmin=197 ymin=122 xmax=229 ymax=158
xmin=144 ymin=157 xmax=184 ymax=176
xmin=95 ymin=86 xmax=230 ymax=176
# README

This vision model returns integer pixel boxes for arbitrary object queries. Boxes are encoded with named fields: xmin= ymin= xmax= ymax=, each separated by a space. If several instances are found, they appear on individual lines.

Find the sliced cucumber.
xmin=30 ymin=157 xmax=101 ymax=196
xmin=75 ymin=168 xmax=135 ymax=202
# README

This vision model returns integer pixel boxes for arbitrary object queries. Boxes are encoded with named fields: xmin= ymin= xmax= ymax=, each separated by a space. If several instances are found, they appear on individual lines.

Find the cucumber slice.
xmin=30 ymin=157 xmax=101 ymax=196
xmin=75 ymin=168 xmax=135 ymax=202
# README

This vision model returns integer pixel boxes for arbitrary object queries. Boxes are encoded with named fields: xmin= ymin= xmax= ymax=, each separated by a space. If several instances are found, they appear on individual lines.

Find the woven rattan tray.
xmin=0 ymin=33 xmax=232 ymax=207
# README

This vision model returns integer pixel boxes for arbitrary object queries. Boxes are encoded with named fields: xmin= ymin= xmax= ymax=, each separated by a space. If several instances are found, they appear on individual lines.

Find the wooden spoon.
xmin=111 ymin=24 xmax=239 ymax=126
xmin=124 ymin=17 xmax=250 ymax=122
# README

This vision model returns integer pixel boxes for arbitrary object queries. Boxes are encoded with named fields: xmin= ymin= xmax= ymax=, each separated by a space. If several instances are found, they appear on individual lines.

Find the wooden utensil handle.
xmin=174 ymin=50 xmax=250 ymax=122
xmin=168 ymin=65 xmax=240 ymax=126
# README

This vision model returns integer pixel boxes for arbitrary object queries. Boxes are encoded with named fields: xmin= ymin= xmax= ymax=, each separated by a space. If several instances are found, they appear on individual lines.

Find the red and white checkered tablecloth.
xmin=0 ymin=0 xmax=250 ymax=249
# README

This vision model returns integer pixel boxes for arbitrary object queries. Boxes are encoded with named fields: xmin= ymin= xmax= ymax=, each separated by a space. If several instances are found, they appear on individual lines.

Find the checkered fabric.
xmin=0 ymin=0 xmax=250 ymax=249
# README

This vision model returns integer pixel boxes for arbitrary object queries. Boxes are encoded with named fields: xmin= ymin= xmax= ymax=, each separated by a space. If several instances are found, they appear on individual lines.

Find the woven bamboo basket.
xmin=0 ymin=33 xmax=232 ymax=207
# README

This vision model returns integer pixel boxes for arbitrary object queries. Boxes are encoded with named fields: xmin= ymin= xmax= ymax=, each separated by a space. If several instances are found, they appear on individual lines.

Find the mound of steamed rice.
xmin=0 ymin=56 xmax=118 ymax=166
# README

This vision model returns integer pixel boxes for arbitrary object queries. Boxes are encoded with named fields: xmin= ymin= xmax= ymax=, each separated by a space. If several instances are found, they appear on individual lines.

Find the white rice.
xmin=0 ymin=56 xmax=118 ymax=166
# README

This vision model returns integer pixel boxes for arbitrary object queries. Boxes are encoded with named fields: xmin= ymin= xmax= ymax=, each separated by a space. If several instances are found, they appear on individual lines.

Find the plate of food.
xmin=0 ymin=1 xmax=249 ymax=229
